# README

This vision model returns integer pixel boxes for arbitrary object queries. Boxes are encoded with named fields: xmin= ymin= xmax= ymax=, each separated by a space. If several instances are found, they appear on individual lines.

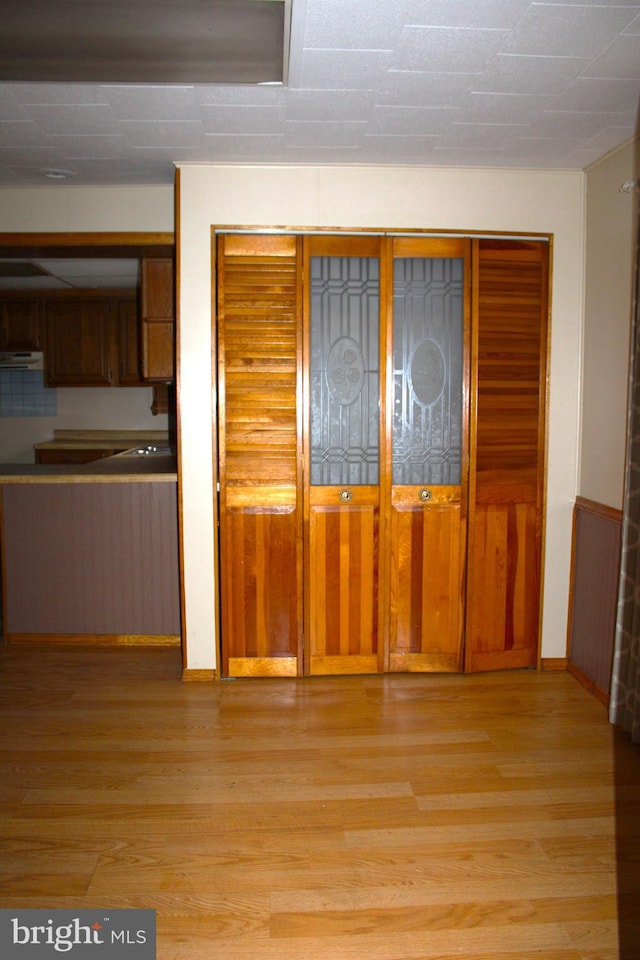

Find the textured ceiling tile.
xmin=367 ymin=105 xmax=459 ymax=135
xmin=286 ymin=120 xmax=367 ymax=148
xmin=103 ymin=86 xmax=202 ymax=122
xmin=473 ymin=54 xmax=587 ymax=95
xmin=439 ymin=122 xmax=525 ymax=149
xmin=506 ymin=138 xmax=579 ymax=162
xmin=0 ymin=146 xmax=73 ymax=172
xmin=583 ymin=35 xmax=640 ymax=79
xmin=403 ymin=0 xmax=532 ymax=30
xmin=201 ymin=135 xmax=287 ymax=160
xmin=0 ymin=88 xmax=31 ymax=121
xmin=7 ymin=83 xmax=110 ymax=105
xmin=396 ymin=26 xmax=509 ymax=73
xmin=0 ymin=121 xmax=47 ymax=147
xmin=379 ymin=71 xmax=472 ymax=107
xmin=59 ymin=157 xmax=175 ymax=183
xmin=194 ymin=85 xmax=286 ymax=107
xmin=584 ymin=123 xmax=636 ymax=149
xmin=360 ymin=135 xmax=440 ymax=161
xmin=286 ymin=90 xmax=374 ymax=122
xmin=525 ymin=110 xmax=626 ymax=140
xmin=0 ymin=0 xmax=637 ymax=183
xmin=464 ymin=92 xmax=554 ymax=124
xmin=502 ymin=3 xmax=638 ymax=57
xmin=201 ymin=104 xmax=286 ymax=135
xmin=550 ymin=76 xmax=640 ymax=112
xmin=298 ymin=49 xmax=393 ymax=89
xmin=45 ymin=134 xmax=132 ymax=160
xmin=303 ymin=0 xmax=404 ymax=49
xmin=121 ymin=121 xmax=204 ymax=149
xmin=23 ymin=104 xmax=120 ymax=136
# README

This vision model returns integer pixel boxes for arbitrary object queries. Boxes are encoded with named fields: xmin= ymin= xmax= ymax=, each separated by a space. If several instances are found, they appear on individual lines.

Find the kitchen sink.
xmin=118 ymin=444 xmax=174 ymax=457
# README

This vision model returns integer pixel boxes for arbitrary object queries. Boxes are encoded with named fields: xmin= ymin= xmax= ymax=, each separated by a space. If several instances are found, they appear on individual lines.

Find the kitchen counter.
xmin=0 ymin=455 xmax=177 ymax=482
xmin=1 ymin=428 xmax=178 ymax=481
xmin=33 ymin=428 xmax=170 ymax=453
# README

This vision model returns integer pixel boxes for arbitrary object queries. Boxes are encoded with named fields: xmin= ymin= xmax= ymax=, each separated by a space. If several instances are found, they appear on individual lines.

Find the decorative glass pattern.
xmin=310 ymin=256 xmax=380 ymax=485
xmin=393 ymin=258 xmax=463 ymax=485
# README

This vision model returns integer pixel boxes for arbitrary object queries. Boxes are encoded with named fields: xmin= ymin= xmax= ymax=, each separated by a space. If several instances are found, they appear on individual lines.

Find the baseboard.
xmin=540 ymin=657 xmax=568 ymax=671
xmin=568 ymin=660 xmax=610 ymax=708
xmin=182 ymin=667 xmax=217 ymax=682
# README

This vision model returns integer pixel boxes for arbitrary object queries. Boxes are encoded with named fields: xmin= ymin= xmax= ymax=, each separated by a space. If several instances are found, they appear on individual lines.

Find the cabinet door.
xmin=0 ymin=299 xmax=43 ymax=350
xmin=116 ymin=298 xmax=144 ymax=385
xmin=141 ymin=258 xmax=174 ymax=381
xmin=45 ymin=299 xmax=113 ymax=386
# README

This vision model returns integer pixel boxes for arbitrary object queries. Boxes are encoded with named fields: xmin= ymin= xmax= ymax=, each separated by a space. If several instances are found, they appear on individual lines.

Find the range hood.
xmin=0 ymin=351 xmax=44 ymax=371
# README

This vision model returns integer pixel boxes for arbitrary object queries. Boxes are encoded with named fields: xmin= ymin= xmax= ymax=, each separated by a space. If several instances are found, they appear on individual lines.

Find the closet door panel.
xmin=308 ymin=489 xmax=379 ymax=675
xmin=465 ymin=240 xmax=548 ymax=672
xmin=305 ymin=236 xmax=384 ymax=675
xmin=389 ymin=487 xmax=463 ymax=672
xmin=217 ymin=234 xmax=303 ymax=677
xmin=388 ymin=239 xmax=470 ymax=672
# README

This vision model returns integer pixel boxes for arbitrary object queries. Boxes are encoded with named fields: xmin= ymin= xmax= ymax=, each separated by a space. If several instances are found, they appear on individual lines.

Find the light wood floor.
xmin=1 ymin=644 xmax=639 ymax=960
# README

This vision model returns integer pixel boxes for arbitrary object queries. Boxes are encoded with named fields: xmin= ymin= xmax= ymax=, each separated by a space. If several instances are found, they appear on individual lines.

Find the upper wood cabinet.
xmin=44 ymin=293 xmax=144 ymax=387
xmin=141 ymin=257 xmax=175 ymax=381
xmin=0 ymin=298 xmax=43 ymax=350
xmin=116 ymin=298 xmax=145 ymax=386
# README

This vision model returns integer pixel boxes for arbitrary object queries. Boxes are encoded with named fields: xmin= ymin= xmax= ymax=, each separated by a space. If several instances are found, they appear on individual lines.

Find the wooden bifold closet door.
xmin=216 ymin=234 xmax=303 ymax=677
xmin=215 ymin=232 xmax=548 ymax=678
xmin=464 ymin=239 xmax=549 ymax=672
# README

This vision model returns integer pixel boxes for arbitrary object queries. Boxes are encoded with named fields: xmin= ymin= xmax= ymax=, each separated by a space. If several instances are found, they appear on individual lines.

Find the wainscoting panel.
xmin=567 ymin=497 xmax=622 ymax=704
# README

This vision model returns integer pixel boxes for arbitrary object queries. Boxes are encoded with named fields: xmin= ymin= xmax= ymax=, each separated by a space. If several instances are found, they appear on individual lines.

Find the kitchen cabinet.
xmin=44 ymin=293 xmax=144 ymax=387
xmin=116 ymin=298 xmax=146 ymax=386
xmin=0 ymin=297 xmax=43 ymax=350
xmin=141 ymin=257 xmax=175 ymax=381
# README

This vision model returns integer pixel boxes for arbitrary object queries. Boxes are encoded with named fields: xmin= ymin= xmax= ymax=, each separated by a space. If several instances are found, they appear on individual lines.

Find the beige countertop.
xmin=0 ymin=457 xmax=177 ymax=482
xmin=2 ymin=429 xmax=177 ymax=482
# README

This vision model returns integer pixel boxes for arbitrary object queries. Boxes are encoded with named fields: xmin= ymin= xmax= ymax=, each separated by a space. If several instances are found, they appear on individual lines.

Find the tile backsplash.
xmin=0 ymin=370 xmax=57 ymax=417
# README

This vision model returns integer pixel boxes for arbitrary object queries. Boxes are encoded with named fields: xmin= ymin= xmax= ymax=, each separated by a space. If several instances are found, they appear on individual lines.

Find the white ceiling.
xmin=0 ymin=0 xmax=639 ymax=187
xmin=0 ymin=258 xmax=140 ymax=292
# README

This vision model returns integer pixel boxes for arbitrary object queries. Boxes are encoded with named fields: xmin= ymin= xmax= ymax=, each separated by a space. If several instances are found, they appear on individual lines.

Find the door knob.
xmin=339 ymin=488 xmax=353 ymax=503
xmin=419 ymin=488 xmax=432 ymax=502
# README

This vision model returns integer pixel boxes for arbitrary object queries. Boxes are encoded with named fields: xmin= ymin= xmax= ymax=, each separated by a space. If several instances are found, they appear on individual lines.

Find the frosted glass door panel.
xmin=392 ymin=257 xmax=463 ymax=486
xmin=310 ymin=256 xmax=380 ymax=486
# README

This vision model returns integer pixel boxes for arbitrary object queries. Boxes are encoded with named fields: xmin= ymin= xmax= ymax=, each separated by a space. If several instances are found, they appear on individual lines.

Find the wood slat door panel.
xmin=465 ymin=239 xmax=548 ymax=672
xmin=308 ymin=488 xmax=379 ymax=675
xmin=217 ymin=234 xmax=303 ymax=677
xmin=224 ymin=493 xmax=299 ymax=678
xmin=389 ymin=487 xmax=464 ymax=672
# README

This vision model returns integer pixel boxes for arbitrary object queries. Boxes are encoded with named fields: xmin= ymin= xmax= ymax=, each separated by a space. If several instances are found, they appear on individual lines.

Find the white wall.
xmin=1 ymin=388 xmax=166 ymax=464
xmin=582 ymin=140 xmax=637 ymax=509
xmin=0 ymin=185 xmax=173 ymax=232
xmin=0 ymin=185 xmax=175 ymax=462
xmin=176 ymin=163 xmax=586 ymax=670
